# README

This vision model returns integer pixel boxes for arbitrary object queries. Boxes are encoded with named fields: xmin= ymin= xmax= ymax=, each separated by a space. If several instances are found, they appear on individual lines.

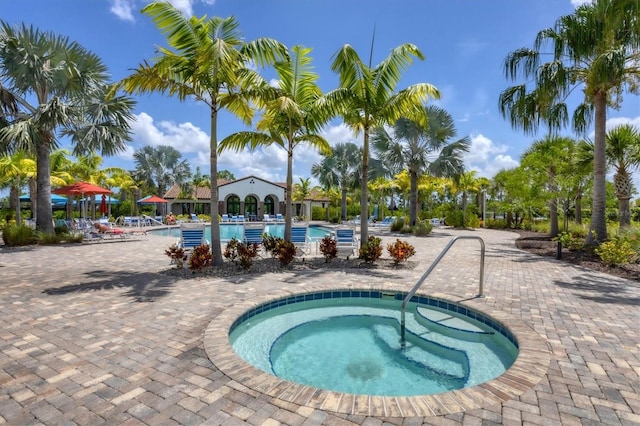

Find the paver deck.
xmin=0 ymin=227 xmax=638 ymax=425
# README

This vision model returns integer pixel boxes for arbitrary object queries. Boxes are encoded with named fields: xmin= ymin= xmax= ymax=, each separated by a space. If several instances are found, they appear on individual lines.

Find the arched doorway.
xmin=227 ymin=195 xmax=240 ymax=215
xmin=244 ymin=195 xmax=257 ymax=219
xmin=264 ymin=195 xmax=275 ymax=215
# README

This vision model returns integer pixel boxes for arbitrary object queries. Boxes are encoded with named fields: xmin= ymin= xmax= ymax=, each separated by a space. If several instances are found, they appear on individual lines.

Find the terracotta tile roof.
xmin=163 ymin=182 xmax=227 ymax=200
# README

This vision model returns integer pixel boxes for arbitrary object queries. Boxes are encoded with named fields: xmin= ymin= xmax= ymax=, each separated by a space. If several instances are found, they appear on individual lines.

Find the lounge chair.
xmin=177 ymin=223 xmax=208 ymax=251
xmin=275 ymin=213 xmax=284 ymax=222
xmin=237 ymin=214 xmax=245 ymax=223
xmin=243 ymin=223 xmax=265 ymax=246
xmin=190 ymin=213 xmax=204 ymax=223
xmin=430 ymin=218 xmax=443 ymax=227
xmin=291 ymin=225 xmax=310 ymax=255
xmin=221 ymin=214 xmax=229 ymax=223
xmin=373 ymin=216 xmax=396 ymax=228
xmin=263 ymin=214 xmax=274 ymax=222
xmin=335 ymin=227 xmax=358 ymax=259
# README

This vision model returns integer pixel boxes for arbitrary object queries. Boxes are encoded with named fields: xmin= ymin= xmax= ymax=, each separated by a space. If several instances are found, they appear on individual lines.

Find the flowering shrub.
xmin=223 ymin=238 xmax=240 ymax=264
xmin=387 ymin=239 xmax=416 ymax=265
xmin=359 ymin=236 xmax=382 ymax=263
xmin=319 ymin=236 xmax=337 ymax=262
xmin=188 ymin=244 xmax=213 ymax=271
xmin=224 ymin=238 xmax=260 ymax=270
xmin=275 ymin=239 xmax=297 ymax=267
xmin=595 ymin=238 xmax=637 ymax=266
xmin=165 ymin=243 xmax=188 ymax=268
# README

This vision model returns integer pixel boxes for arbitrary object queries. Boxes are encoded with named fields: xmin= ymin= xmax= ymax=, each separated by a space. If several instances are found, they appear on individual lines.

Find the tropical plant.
xmin=311 ymin=142 xmax=361 ymax=221
xmin=359 ymin=235 xmax=383 ymax=263
xmin=319 ymin=236 xmax=338 ymax=262
xmin=188 ymin=244 xmax=213 ymax=271
xmin=0 ymin=151 xmax=36 ymax=225
xmin=275 ymin=239 xmax=297 ymax=267
xmin=372 ymin=106 xmax=469 ymax=226
xmin=325 ymin=40 xmax=440 ymax=246
xmin=0 ymin=22 xmax=135 ymax=233
xmin=605 ymin=124 xmax=640 ymax=229
xmin=499 ymin=0 xmax=640 ymax=244
xmin=387 ymin=239 xmax=416 ymax=265
xmin=117 ymin=2 xmax=288 ymax=266
xmin=132 ymin=145 xmax=191 ymax=196
xmin=219 ymin=45 xmax=331 ymax=241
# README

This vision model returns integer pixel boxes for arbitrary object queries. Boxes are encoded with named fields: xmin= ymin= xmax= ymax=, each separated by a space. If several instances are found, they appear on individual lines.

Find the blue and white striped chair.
xmin=291 ymin=225 xmax=310 ymax=255
xmin=177 ymin=223 xmax=208 ymax=251
xmin=335 ymin=227 xmax=358 ymax=259
xmin=242 ymin=223 xmax=265 ymax=246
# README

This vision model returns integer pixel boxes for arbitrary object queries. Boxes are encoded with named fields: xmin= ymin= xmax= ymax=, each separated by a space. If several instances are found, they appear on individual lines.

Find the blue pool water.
xmin=151 ymin=223 xmax=331 ymax=242
xmin=229 ymin=292 xmax=518 ymax=396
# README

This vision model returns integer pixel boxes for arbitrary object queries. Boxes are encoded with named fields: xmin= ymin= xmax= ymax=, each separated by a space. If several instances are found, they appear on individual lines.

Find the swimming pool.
xmin=228 ymin=291 xmax=518 ymax=397
xmin=151 ymin=223 xmax=331 ymax=242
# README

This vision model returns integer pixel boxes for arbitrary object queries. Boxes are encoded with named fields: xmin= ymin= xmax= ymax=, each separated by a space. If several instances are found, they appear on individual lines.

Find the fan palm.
xmin=0 ymin=22 xmax=135 ymax=233
xmin=118 ymin=3 xmax=288 ymax=264
xmin=325 ymin=41 xmax=440 ymax=244
xmin=132 ymin=145 xmax=191 ymax=196
xmin=311 ymin=142 xmax=361 ymax=221
xmin=605 ymin=124 xmax=640 ymax=228
xmin=499 ymin=0 xmax=640 ymax=244
xmin=219 ymin=45 xmax=331 ymax=241
xmin=372 ymin=106 xmax=469 ymax=226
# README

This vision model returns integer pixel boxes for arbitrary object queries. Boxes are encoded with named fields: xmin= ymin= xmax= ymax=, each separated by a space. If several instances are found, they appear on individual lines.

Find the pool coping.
xmin=203 ymin=283 xmax=551 ymax=417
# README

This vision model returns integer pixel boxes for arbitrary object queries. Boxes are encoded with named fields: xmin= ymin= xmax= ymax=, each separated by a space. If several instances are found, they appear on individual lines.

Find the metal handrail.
xmin=400 ymin=236 xmax=485 ymax=345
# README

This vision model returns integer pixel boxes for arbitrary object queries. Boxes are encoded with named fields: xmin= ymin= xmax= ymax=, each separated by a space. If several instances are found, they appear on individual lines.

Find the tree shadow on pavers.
xmin=42 ymin=270 xmax=179 ymax=302
xmin=553 ymin=274 xmax=640 ymax=306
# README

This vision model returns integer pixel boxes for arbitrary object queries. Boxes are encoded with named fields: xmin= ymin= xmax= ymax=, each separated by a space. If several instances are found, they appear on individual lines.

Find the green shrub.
xmin=465 ymin=214 xmax=481 ymax=229
xmin=319 ymin=236 xmax=337 ymax=262
xmin=390 ymin=217 xmax=405 ymax=232
xmin=413 ymin=221 xmax=433 ymax=237
xmin=485 ymin=218 xmax=507 ymax=229
xmin=386 ymin=239 xmax=416 ymax=265
xmin=359 ymin=236 xmax=382 ymax=263
xmin=165 ymin=243 xmax=188 ymax=268
xmin=595 ymin=240 xmax=636 ymax=266
xmin=553 ymin=232 xmax=584 ymax=251
xmin=37 ymin=232 xmax=64 ymax=245
xmin=2 ymin=224 xmax=37 ymax=247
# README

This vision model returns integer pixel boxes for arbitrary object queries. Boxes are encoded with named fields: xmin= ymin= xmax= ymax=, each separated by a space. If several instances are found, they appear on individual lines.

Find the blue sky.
xmin=3 ymin=0 xmax=639 ymax=191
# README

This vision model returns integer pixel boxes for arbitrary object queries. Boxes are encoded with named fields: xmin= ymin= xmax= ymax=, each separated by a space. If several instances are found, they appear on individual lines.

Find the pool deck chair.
xmin=221 ymin=214 xmax=229 ymax=223
xmin=263 ymin=214 xmax=274 ymax=222
xmin=275 ymin=213 xmax=284 ymax=222
xmin=177 ymin=223 xmax=208 ymax=252
xmin=237 ymin=215 xmax=245 ymax=223
xmin=291 ymin=225 xmax=310 ymax=255
xmin=335 ymin=227 xmax=358 ymax=259
xmin=243 ymin=223 xmax=265 ymax=246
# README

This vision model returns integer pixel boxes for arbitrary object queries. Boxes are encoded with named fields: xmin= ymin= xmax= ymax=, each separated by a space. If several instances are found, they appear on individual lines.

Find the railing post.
xmin=400 ymin=236 xmax=486 ymax=347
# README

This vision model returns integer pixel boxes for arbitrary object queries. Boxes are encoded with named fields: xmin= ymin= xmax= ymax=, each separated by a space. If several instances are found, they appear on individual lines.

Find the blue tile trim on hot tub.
xmin=229 ymin=289 xmax=518 ymax=348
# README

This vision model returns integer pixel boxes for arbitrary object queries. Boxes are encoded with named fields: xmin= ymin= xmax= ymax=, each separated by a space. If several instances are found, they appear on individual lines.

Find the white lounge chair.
xmin=275 ymin=213 xmax=284 ymax=222
xmin=291 ymin=225 xmax=310 ymax=255
xmin=243 ymin=223 xmax=265 ymax=245
xmin=221 ymin=214 xmax=230 ymax=223
xmin=177 ymin=223 xmax=208 ymax=251
xmin=335 ymin=227 xmax=358 ymax=259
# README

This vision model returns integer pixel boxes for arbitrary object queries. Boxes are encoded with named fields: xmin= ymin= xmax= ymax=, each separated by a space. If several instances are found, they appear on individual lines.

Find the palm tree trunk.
xmin=614 ymin=173 xmax=632 ymax=229
xmin=409 ymin=170 xmax=418 ymax=227
xmin=284 ymin=143 xmax=293 ymax=242
xmin=210 ymin=107 xmax=223 ymax=266
xmin=587 ymin=92 xmax=608 ymax=245
xmin=360 ymin=128 xmax=369 ymax=247
xmin=29 ymin=177 xmax=37 ymax=221
xmin=462 ymin=192 xmax=467 ymax=228
xmin=341 ymin=185 xmax=347 ymax=221
xmin=10 ymin=184 xmax=21 ymax=226
xmin=575 ymin=190 xmax=582 ymax=225
xmin=36 ymin=135 xmax=54 ymax=233
xmin=549 ymin=197 xmax=559 ymax=237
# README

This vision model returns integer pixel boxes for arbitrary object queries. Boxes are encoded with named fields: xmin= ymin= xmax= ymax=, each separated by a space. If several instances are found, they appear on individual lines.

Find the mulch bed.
xmin=514 ymin=230 xmax=640 ymax=282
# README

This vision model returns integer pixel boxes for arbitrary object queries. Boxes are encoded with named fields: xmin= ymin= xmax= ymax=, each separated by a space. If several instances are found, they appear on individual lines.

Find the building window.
xmin=264 ymin=195 xmax=274 ymax=215
xmin=244 ymin=195 xmax=257 ymax=215
xmin=227 ymin=195 xmax=240 ymax=215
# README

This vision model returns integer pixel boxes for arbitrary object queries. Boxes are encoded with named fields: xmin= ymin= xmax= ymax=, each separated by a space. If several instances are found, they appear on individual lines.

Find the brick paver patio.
xmin=0 ymin=227 xmax=638 ymax=425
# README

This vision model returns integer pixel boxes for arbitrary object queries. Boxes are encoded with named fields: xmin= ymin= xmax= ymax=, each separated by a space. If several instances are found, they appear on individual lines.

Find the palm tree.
xmin=292 ymin=177 xmax=312 ymax=219
xmin=372 ymin=106 xmax=469 ymax=226
xmin=605 ymin=124 xmax=640 ymax=229
xmin=499 ymin=0 xmax=640 ymax=244
xmin=311 ymin=142 xmax=361 ymax=221
xmin=118 ymin=3 xmax=287 ymax=265
xmin=0 ymin=22 xmax=135 ymax=233
xmin=456 ymin=171 xmax=481 ymax=228
xmin=132 ymin=145 xmax=191 ymax=196
xmin=219 ymin=45 xmax=331 ymax=241
xmin=325 ymin=41 xmax=440 ymax=244
xmin=0 ymin=151 xmax=36 ymax=225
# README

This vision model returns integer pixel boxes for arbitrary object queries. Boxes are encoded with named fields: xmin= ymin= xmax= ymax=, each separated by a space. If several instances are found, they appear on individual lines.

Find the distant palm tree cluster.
xmin=1 ymin=0 xmax=638 ymax=266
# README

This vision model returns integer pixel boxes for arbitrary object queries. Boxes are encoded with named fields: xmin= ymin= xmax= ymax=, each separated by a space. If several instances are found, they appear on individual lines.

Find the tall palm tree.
xmin=456 ymin=171 xmax=480 ymax=228
xmin=372 ymin=106 xmax=469 ymax=226
xmin=292 ymin=177 xmax=312 ymax=219
xmin=311 ymin=142 xmax=361 ymax=221
xmin=499 ymin=0 xmax=640 ymax=244
xmin=0 ymin=22 xmax=135 ymax=233
xmin=605 ymin=124 xmax=640 ymax=229
xmin=219 ymin=45 xmax=331 ymax=241
xmin=132 ymin=145 xmax=191 ymax=196
xmin=325 ymin=41 xmax=440 ymax=244
xmin=118 ymin=3 xmax=288 ymax=265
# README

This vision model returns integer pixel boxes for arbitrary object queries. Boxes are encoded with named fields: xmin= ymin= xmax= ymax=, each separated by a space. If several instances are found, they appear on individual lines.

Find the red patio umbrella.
xmin=137 ymin=195 xmax=169 ymax=217
xmin=53 ymin=182 xmax=112 ymax=220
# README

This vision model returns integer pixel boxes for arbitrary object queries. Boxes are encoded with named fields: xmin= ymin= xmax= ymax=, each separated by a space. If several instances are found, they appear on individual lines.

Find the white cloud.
xmin=464 ymin=133 xmax=519 ymax=177
xmin=109 ymin=0 xmax=136 ymax=22
xmin=321 ymin=123 xmax=359 ymax=147
xmin=571 ymin=0 xmax=593 ymax=7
